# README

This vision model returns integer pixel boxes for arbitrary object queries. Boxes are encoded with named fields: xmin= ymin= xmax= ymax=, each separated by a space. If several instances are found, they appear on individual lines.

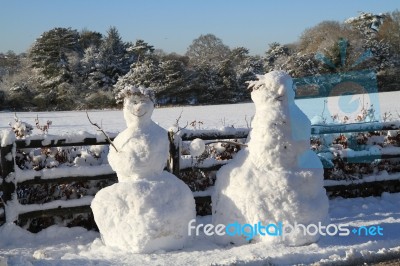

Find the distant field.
xmin=1 ymin=90 xmax=399 ymax=135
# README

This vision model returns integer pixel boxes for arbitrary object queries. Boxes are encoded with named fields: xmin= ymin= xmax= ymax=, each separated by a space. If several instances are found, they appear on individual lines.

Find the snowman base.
xmin=91 ymin=171 xmax=196 ymax=253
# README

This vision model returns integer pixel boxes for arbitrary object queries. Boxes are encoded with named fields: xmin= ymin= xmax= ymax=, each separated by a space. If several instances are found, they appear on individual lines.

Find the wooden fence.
xmin=0 ymin=136 xmax=117 ymax=229
xmin=1 ymin=120 xmax=400 ymax=229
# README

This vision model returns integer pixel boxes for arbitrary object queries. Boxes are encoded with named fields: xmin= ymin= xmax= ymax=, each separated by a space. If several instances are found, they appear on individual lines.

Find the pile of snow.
xmin=92 ymin=88 xmax=195 ymax=253
xmin=1 ymin=193 xmax=400 ymax=265
xmin=213 ymin=71 xmax=329 ymax=246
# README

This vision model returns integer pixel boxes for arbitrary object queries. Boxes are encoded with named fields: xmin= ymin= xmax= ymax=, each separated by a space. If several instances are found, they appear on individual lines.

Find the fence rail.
xmin=1 ymin=120 xmax=400 ymax=230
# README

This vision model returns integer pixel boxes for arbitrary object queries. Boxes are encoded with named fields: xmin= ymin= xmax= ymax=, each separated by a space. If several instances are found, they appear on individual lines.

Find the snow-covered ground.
xmin=1 ymin=90 xmax=400 ymax=265
xmin=1 ymin=90 xmax=400 ymax=135
xmin=0 ymin=192 xmax=399 ymax=265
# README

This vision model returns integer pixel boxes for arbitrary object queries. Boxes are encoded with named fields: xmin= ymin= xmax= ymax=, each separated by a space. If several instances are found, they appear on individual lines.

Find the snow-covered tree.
xmin=345 ymin=12 xmax=385 ymax=36
xmin=186 ymin=34 xmax=230 ymax=67
xmin=264 ymin=42 xmax=291 ymax=72
xmin=114 ymin=56 xmax=163 ymax=103
xmin=378 ymin=10 xmax=400 ymax=56
xmin=127 ymin=39 xmax=154 ymax=62
xmin=158 ymin=59 xmax=189 ymax=104
xmin=95 ymin=27 xmax=130 ymax=89
xmin=345 ymin=13 xmax=392 ymax=70
xmin=0 ymin=51 xmax=21 ymax=81
xmin=29 ymin=27 xmax=81 ymax=79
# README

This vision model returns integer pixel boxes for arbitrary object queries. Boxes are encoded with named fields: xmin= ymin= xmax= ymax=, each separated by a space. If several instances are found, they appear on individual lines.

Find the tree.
xmin=378 ymin=10 xmax=400 ymax=58
xmin=127 ymin=39 xmax=154 ymax=62
xmin=98 ymin=27 xmax=129 ymax=84
xmin=83 ymin=26 xmax=131 ymax=93
xmin=230 ymin=47 xmax=264 ymax=100
xmin=345 ymin=13 xmax=392 ymax=71
xmin=29 ymin=27 xmax=81 ymax=79
xmin=114 ymin=56 xmax=163 ymax=103
xmin=345 ymin=12 xmax=385 ymax=36
xmin=0 ymin=51 xmax=21 ymax=81
xmin=299 ymin=21 xmax=357 ymax=55
xmin=0 ymin=55 xmax=39 ymax=110
xmin=158 ymin=59 xmax=189 ymax=104
xmin=264 ymin=42 xmax=291 ymax=72
xmin=79 ymin=29 xmax=103 ymax=50
xmin=186 ymin=34 xmax=230 ymax=67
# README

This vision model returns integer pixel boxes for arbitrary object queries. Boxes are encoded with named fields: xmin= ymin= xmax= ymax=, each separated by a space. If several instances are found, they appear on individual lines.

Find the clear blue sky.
xmin=0 ymin=0 xmax=398 ymax=55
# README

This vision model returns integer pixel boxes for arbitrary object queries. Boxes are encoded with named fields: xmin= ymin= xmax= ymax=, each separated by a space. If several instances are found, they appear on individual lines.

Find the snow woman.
xmin=91 ymin=85 xmax=195 ymax=253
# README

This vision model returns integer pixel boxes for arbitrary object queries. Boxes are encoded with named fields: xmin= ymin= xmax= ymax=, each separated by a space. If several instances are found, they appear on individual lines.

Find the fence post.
xmin=1 ymin=144 xmax=16 ymax=204
xmin=168 ymin=131 xmax=181 ymax=177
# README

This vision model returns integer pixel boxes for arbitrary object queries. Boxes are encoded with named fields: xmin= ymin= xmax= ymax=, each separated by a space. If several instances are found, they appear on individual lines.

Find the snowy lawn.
xmin=0 ymin=192 xmax=399 ymax=265
xmin=1 ymin=91 xmax=400 ymax=134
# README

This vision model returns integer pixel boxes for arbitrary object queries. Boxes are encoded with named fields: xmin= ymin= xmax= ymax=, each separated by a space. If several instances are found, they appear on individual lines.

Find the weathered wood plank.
xmin=17 ymin=205 xmax=93 ymax=221
xmin=312 ymin=122 xmax=400 ymax=135
xmin=1 ymin=145 xmax=16 ymax=204
xmin=15 ymin=137 xmax=115 ymax=149
xmin=18 ymin=173 xmax=118 ymax=186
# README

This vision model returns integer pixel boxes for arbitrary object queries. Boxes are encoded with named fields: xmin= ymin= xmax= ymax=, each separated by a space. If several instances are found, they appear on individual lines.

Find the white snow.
xmin=2 ymin=90 xmax=400 ymax=135
xmin=1 ymin=192 xmax=400 ymax=265
xmin=91 ymin=172 xmax=195 ymax=253
xmin=189 ymin=138 xmax=206 ymax=157
xmin=212 ymin=71 xmax=329 ymax=246
xmin=0 ymin=130 xmax=15 ymax=147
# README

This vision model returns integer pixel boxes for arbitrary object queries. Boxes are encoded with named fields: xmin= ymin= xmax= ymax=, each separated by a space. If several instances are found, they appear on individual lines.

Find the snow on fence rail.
xmin=1 ymin=121 xmax=400 ymax=229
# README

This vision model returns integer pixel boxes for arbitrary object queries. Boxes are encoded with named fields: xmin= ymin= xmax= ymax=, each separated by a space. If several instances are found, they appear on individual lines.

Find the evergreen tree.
xmin=127 ymin=39 xmax=155 ymax=62
xmin=79 ymin=29 xmax=103 ymax=50
xmin=96 ymin=26 xmax=129 ymax=89
xmin=29 ymin=27 xmax=81 ymax=79
xmin=230 ymin=48 xmax=264 ymax=100
xmin=114 ymin=56 xmax=163 ymax=103
xmin=158 ymin=59 xmax=189 ymax=104
xmin=28 ymin=27 xmax=82 ymax=109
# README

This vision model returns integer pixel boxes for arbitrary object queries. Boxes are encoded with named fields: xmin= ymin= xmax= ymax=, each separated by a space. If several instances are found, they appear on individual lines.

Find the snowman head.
xmin=248 ymin=71 xmax=295 ymax=106
xmin=119 ymin=86 xmax=156 ymax=127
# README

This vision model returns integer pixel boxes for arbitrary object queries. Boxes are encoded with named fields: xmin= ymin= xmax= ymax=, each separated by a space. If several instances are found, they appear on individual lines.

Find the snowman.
xmin=212 ymin=71 xmax=329 ymax=246
xmin=91 ymin=86 xmax=195 ymax=253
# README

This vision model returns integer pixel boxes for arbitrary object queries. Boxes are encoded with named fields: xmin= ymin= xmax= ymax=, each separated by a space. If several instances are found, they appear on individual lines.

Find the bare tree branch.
xmin=86 ymin=111 xmax=118 ymax=152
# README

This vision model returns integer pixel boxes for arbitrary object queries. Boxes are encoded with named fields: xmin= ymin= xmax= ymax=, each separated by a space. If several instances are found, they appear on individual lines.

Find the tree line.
xmin=0 ymin=11 xmax=399 ymax=111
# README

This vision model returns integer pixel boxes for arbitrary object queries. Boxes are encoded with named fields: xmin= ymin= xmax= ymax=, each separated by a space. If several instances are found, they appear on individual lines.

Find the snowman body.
xmin=91 ymin=87 xmax=195 ymax=253
xmin=212 ymin=71 xmax=329 ymax=246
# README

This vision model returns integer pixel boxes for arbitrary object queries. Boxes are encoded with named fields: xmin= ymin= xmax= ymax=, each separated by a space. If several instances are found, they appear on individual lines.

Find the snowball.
xmin=91 ymin=172 xmax=195 ymax=253
xmin=310 ymin=115 xmax=325 ymax=125
xmin=387 ymin=130 xmax=398 ymax=137
xmin=189 ymin=138 xmax=205 ymax=157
